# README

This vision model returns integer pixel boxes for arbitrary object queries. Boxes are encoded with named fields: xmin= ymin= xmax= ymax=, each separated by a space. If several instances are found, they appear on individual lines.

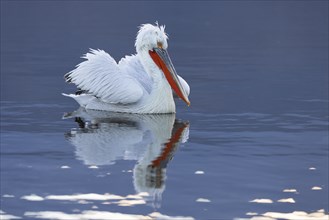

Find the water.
xmin=1 ymin=1 xmax=328 ymax=219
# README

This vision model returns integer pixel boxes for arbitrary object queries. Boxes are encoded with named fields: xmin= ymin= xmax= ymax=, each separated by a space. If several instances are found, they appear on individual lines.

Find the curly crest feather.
xmin=135 ymin=22 xmax=168 ymax=53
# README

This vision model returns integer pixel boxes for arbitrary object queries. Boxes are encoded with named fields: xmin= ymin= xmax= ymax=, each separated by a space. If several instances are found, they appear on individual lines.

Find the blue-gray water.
xmin=1 ymin=1 xmax=328 ymax=219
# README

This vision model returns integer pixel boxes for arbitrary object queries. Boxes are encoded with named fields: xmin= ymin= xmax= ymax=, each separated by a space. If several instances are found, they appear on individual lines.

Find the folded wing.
xmin=64 ymin=49 xmax=143 ymax=104
xmin=118 ymin=54 xmax=153 ymax=94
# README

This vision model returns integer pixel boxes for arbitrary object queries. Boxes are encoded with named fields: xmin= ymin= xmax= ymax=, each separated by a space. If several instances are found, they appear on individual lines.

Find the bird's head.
xmin=135 ymin=23 xmax=190 ymax=106
xmin=135 ymin=23 xmax=168 ymax=53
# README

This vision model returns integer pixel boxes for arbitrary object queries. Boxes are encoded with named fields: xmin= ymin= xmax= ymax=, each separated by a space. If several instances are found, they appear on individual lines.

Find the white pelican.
xmin=63 ymin=23 xmax=190 ymax=114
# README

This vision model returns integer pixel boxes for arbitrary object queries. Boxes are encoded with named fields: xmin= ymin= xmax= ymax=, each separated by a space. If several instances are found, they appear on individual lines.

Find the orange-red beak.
xmin=149 ymin=48 xmax=190 ymax=106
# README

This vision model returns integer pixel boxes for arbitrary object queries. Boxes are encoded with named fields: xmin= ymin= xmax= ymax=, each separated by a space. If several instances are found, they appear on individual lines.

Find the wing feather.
xmin=118 ymin=55 xmax=153 ymax=94
xmin=65 ymin=49 xmax=143 ymax=104
xmin=172 ymin=75 xmax=190 ymax=99
xmin=177 ymin=75 xmax=190 ymax=96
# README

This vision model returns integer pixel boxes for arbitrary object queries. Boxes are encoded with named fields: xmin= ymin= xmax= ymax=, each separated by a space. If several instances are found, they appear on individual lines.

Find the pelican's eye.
xmin=157 ymin=42 xmax=163 ymax=49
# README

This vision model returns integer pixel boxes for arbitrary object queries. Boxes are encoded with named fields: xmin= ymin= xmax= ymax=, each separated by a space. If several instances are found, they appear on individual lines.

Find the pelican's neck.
xmin=137 ymin=50 xmax=176 ymax=113
xmin=137 ymin=50 xmax=163 ymax=82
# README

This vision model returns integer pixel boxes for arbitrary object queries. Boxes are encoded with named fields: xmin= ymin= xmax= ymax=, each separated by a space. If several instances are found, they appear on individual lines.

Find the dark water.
xmin=1 ymin=1 xmax=328 ymax=219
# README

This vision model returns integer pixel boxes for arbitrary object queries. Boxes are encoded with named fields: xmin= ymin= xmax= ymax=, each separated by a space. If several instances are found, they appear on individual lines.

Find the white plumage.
xmin=64 ymin=23 xmax=190 ymax=114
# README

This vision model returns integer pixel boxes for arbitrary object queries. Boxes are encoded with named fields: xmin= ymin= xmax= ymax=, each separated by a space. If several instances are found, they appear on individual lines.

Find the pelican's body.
xmin=63 ymin=23 xmax=190 ymax=114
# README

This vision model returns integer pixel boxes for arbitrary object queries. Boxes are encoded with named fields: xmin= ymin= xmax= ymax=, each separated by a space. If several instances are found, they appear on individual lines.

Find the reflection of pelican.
xmin=63 ymin=23 xmax=190 ymax=114
xmin=64 ymin=108 xmax=189 ymax=207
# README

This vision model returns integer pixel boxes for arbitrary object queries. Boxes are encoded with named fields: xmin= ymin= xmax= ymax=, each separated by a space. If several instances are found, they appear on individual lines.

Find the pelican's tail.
xmin=62 ymin=93 xmax=95 ymax=107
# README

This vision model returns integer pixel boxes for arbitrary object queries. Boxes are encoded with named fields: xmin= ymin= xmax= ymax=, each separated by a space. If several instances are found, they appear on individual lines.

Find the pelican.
xmin=63 ymin=23 xmax=190 ymax=114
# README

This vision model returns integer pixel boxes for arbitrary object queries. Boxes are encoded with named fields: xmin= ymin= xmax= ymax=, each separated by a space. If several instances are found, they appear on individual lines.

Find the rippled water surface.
xmin=1 ymin=1 xmax=328 ymax=219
